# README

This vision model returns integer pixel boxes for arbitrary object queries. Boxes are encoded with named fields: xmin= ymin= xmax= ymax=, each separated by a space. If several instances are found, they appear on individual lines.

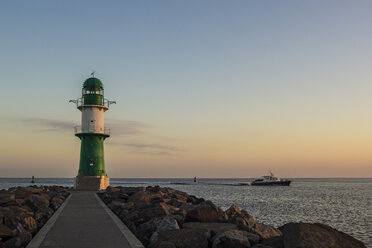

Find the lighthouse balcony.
xmin=74 ymin=126 xmax=110 ymax=137
xmin=74 ymin=98 xmax=114 ymax=110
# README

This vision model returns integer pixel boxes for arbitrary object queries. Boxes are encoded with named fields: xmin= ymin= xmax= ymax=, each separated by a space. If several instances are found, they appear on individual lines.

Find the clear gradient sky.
xmin=1 ymin=1 xmax=371 ymax=178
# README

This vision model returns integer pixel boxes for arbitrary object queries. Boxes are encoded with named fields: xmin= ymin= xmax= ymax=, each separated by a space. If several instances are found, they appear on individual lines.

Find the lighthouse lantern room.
xmin=70 ymin=76 xmax=115 ymax=190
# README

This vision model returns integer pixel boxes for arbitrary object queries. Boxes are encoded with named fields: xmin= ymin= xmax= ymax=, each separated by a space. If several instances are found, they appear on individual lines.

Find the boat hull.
xmin=251 ymin=180 xmax=291 ymax=186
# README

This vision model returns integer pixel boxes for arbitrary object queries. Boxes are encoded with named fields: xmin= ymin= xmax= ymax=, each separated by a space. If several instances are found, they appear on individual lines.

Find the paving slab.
xmin=28 ymin=191 xmax=143 ymax=248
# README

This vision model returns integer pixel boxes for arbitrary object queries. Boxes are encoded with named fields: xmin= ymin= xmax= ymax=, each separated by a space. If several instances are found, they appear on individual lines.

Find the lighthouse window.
xmin=83 ymin=88 xmax=102 ymax=95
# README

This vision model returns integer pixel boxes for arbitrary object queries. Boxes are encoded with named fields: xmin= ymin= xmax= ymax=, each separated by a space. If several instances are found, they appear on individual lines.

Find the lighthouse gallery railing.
xmin=75 ymin=98 xmax=115 ymax=108
xmin=74 ymin=126 xmax=110 ymax=135
xmin=69 ymin=98 xmax=116 ymax=109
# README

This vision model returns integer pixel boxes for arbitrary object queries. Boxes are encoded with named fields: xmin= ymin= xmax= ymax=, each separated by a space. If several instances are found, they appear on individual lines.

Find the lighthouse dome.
xmin=83 ymin=77 xmax=103 ymax=89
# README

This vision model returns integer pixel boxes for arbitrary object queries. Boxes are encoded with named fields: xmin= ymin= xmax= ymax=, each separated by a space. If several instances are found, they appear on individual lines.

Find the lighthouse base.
xmin=74 ymin=175 xmax=110 ymax=191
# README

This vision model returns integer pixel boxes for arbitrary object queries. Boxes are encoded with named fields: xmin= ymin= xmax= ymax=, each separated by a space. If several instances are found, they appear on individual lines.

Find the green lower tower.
xmin=70 ymin=76 xmax=116 ymax=190
xmin=77 ymin=133 xmax=108 ymax=176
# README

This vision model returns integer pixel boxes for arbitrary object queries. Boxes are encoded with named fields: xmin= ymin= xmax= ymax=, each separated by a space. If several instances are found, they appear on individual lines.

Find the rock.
xmin=127 ymin=221 xmax=137 ymax=233
xmin=120 ymin=186 xmax=146 ymax=196
xmin=166 ymin=198 xmax=185 ymax=208
xmin=15 ymin=199 xmax=25 ymax=207
xmin=168 ymin=192 xmax=189 ymax=203
xmin=175 ymin=209 xmax=188 ymax=219
xmin=183 ymin=222 xmax=237 ymax=236
xmin=0 ymin=200 xmax=19 ymax=208
xmin=100 ymin=187 xmax=367 ymax=248
xmin=0 ymin=185 xmax=69 ymax=246
xmin=22 ymin=216 xmax=37 ymax=234
xmin=149 ymin=228 xmax=210 ymax=248
xmin=23 ymin=186 xmax=42 ymax=193
xmin=118 ymin=209 xmax=129 ymax=221
xmin=135 ymin=218 xmax=165 ymax=246
xmin=34 ymin=206 xmax=54 ymax=226
xmin=1 ymin=206 xmax=34 ymax=218
xmin=244 ymin=222 xmax=282 ymax=240
xmin=50 ymin=197 xmax=64 ymax=211
xmin=164 ymin=205 xmax=180 ymax=216
xmin=0 ymin=224 xmax=14 ymax=239
xmin=98 ymin=192 xmax=112 ymax=204
xmin=107 ymin=200 xmax=126 ymax=213
xmin=138 ymin=202 xmax=170 ymax=222
xmin=120 ymin=201 xmax=135 ymax=211
xmin=226 ymin=205 xmax=255 ymax=224
xmin=246 ymin=232 xmax=261 ymax=245
xmin=261 ymin=236 xmax=283 ymax=248
xmin=129 ymin=191 xmax=163 ymax=209
xmin=106 ymin=186 xmax=121 ymax=193
xmin=1 ymin=206 xmax=34 ymax=230
xmin=37 ymin=193 xmax=51 ymax=201
xmin=186 ymin=195 xmax=205 ymax=205
xmin=150 ymin=218 xmax=180 ymax=245
xmin=278 ymin=223 xmax=366 ymax=248
xmin=226 ymin=205 xmax=281 ymax=240
xmin=118 ymin=193 xmax=129 ymax=200
xmin=14 ymin=191 xmax=33 ymax=199
xmin=16 ymin=223 xmax=26 ymax=233
xmin=12 ymin=186 xmax=42 ymax=194
xmin=251 ymin=245 xmax=274 ymax=248
xmin=212 ymin=229 xmax=252 ymax=248
xmin=0 ymin=194 xmax=15 ymax=206
xmin=45 ymin=191 xmax=59 ymax=199
xmin=185 ymin=201 xmax=228 ymax=223
xmin=157 ymin=219 xmax=180 ymax=232
xmin=120 ymin=210 xmax=140 ymax=224
xmin=170 ymin=215 xmax=185 ymax=226
xmin=147 ymin=185 xmax=162 ymax=193
xmin=25 ymin=194 xmax=50 ymax=210
xmin=2 ymin=232 xmax=32 ymax=248
xmin=157 ymin=241 xmax=176 ymax=248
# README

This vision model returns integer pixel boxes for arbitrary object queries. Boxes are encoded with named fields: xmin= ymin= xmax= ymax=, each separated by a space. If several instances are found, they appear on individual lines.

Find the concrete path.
xmin=27 ymin=192 xmax=144 ymax=248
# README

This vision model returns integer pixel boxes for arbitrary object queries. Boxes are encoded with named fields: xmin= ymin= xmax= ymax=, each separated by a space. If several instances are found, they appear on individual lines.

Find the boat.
xmin=251 ymin=171 xmax=291 ymax=186
xmin=193 ymin=176 xmax=198 ymax=184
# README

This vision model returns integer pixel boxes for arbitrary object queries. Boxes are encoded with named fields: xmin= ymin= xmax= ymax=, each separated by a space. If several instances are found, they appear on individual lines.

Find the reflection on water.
xmin=0 ymin=178 xmax=370 ymax=246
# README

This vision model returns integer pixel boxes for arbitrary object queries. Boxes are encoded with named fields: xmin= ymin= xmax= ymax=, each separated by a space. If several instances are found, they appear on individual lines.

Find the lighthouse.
xmin=70 ymin=76 xmax=115 ymax=190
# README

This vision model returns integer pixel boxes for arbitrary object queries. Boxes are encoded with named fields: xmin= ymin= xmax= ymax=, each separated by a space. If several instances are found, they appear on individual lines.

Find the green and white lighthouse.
xmin=70 ymin=76 xmax=115 ymax=190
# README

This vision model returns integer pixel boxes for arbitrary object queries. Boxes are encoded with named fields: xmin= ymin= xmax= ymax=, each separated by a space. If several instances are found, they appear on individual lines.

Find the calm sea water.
xmin=0 ymin=178 xmax=371 ymax=246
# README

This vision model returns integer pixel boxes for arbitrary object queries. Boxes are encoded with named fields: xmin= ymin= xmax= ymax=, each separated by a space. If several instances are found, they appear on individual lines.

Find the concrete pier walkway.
xmin=27 ymin=192 xmax=144 ymax=248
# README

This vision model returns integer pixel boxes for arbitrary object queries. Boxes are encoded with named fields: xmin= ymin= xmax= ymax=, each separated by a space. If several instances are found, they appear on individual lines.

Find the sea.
xmin=0 ymin=178 xmax=371 ymax=247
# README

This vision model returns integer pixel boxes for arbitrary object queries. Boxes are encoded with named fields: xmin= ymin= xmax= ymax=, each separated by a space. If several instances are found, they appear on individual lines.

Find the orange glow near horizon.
xmin=1 ymin=121 xmax=371 ymax=178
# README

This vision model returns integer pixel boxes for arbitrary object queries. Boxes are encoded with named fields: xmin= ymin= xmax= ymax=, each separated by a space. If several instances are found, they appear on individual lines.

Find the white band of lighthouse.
xmin=82 ymin=107 xmax=105 ymax=133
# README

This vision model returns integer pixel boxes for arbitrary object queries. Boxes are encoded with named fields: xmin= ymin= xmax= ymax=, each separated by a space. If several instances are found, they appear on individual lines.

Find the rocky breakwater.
xmin=0 ymin=185 xmax=70 ymax=248
xmin=99 ymin=186 xmax=366 ymax=248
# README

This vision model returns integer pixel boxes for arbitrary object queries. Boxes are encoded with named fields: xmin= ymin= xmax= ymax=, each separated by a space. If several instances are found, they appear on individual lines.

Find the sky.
xmin=0 ymin=1 xmax=372 ymax=178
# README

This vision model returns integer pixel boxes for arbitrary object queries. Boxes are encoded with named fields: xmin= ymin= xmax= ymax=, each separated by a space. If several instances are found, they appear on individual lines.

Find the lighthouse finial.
xmin=91 ymin=71 xmax=96 ymax=77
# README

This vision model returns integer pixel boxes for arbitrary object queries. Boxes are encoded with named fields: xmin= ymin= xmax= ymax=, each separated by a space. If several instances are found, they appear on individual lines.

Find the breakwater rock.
xmin=99 ymin=186 xmax=366 ymax=248
xmin=0 ymin=185 xmax=70 ymax=248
